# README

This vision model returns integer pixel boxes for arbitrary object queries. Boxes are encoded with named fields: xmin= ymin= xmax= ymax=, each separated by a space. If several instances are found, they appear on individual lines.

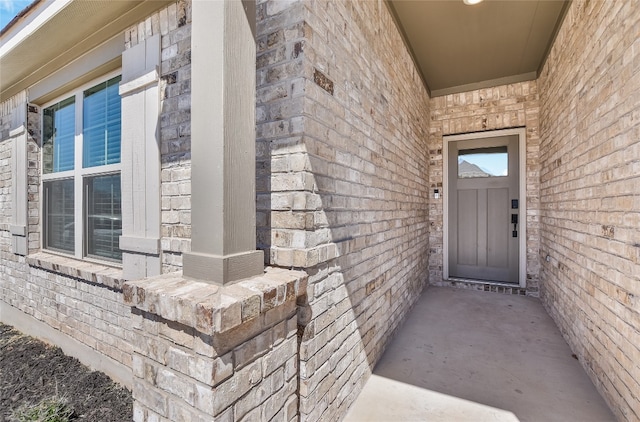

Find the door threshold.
xmin=448 ymin=277 xmax=519 ymax=288
xmin=434 ymin=278 xmax=527 ymax=296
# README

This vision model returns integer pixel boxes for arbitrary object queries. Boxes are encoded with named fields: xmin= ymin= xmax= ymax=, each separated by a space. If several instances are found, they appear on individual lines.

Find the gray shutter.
xmin=10 ymin=98 xmax=28 ymax=255
xmin=119 ymin=34 xmax=162 ymax=279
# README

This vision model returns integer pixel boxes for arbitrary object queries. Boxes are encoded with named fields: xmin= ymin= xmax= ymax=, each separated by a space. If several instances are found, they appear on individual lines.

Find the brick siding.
xmin=538 ymin=1 xmax=640 ymax=420
xmin=256 ymin=1 xmax=430 ymax=420
xmin=0 ymin=0 xmax=194 ymax=382
xmin=2 ymin=0 xmax=638 ymax=421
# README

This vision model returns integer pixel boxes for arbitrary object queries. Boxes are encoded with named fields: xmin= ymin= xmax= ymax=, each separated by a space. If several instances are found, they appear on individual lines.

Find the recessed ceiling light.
xmin=463 ymin=0 xmax=484 ymax=5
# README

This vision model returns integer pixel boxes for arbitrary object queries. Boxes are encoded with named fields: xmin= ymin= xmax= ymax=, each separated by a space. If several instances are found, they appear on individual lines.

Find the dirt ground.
xmin=0 ymin=323 xmax=132 ymax=421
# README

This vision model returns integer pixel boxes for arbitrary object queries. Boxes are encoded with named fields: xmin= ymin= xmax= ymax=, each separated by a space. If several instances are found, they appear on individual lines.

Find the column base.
xmin=182 ymin=250 xmax=264 ymax=286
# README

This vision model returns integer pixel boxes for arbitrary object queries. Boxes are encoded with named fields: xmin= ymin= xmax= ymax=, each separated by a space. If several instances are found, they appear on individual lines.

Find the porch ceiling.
xmin=389 ymin=0 xmax=569 ymax=97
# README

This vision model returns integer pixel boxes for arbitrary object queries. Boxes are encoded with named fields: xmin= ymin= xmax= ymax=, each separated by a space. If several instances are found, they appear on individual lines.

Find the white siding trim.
xmin=9 ymin=126 xmax=25 ymax=137
xmin=9 ymin=225 xmax=26 ymax=236
xmin=0 ymin=0 xmax=74 ymax=57
xmin=118 ymin=69 xmax=159 ymax=96
xmin=29 ymin=36 xmax=123 ymax=104
xmin=119 ymin=236 xmax=160 ymax=255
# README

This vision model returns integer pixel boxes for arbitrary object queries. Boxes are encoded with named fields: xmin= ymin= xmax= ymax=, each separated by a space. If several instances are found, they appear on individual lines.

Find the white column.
xmin=119 ymin=34 xmax=162 ymax=280
xmin=183 ymin=0 xmax=263 ymax=285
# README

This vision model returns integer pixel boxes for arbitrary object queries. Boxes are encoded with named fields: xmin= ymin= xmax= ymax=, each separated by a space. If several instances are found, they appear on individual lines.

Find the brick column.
xmin=183 ymin=0 xmax=263 ymax=285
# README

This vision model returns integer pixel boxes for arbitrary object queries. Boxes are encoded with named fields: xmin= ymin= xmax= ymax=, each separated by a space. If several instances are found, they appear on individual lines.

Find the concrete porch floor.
xmin=345 ymin=287 xmax=616 ymax=422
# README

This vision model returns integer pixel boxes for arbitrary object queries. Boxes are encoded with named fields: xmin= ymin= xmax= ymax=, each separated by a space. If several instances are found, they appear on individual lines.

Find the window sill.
xmin=27 ymin=251 xmax=125 ymax=291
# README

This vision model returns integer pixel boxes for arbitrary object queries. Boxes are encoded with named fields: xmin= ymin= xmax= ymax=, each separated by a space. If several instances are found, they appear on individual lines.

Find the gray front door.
xmin=448 ymin=135 xmax=519 ymax=283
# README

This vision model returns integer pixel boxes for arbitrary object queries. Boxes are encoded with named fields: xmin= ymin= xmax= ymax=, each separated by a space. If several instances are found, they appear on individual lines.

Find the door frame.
xmin=443 ymin=127 xmax=527 ymax=288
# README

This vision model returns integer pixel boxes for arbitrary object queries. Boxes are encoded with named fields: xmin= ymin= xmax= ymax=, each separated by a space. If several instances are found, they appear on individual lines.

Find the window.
xmin=458 ymin=146 xmax=508 ymax=178
xmin=42 ymin=74 xmax=122 ymax=262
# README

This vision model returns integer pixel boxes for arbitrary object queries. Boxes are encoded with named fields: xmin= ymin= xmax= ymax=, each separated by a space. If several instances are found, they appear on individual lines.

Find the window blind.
xmin=83 ymin=76 xmax=122 ymax=168
xmin=43 ymin=97 xmax=75 ymax=174
xmin=44 ymin=179 xmax=74 ymax=253
xmin=86 ymin=174 xmax=122 ymax=261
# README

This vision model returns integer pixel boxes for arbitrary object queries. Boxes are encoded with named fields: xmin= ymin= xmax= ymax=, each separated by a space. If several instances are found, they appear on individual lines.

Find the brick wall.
xmin=0 ymin=0 xmax=193 ymax=384
xmin=256 ymin=0 xmax=430 ymax=420
xmin=11 ymin=255 xmax=133 ymax=368
xmin=0 ymin=249 xmax=134 ymax=373
xmin=2 ymin=2 xmax=311 ymax=421
xmin=538 ymin=1 xmax=640 ymax=420
xmin=428 ymin=81 xmax=541 ymax=295
xmin=0 ymin=94 xmax=21 ymax=317
xmin=0 ymin=94 xmax=133 ymax=370
xmin=6 ymin=0 xmax=637 ymax=420
xmin=0 ymin=94 xmax=19 ymax=226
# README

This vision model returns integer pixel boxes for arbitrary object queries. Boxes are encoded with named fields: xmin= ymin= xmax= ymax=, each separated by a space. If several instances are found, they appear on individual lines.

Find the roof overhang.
xmin=1 ymin=0 xmax=172 ymax=102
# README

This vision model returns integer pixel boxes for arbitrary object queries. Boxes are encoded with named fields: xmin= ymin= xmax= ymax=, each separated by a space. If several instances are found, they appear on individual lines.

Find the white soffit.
xmin=0 ymin=0 xmax=172 ymax=101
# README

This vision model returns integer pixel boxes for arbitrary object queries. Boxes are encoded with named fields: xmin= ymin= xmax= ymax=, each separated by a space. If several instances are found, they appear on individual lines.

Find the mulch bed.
xmin=0 ymin=323 xmax=132 ymax=421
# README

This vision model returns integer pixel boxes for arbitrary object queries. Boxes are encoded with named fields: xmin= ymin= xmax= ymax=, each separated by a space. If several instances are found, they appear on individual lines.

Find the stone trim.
xmin=26 ymin=252 xmax=125 ymax=291
xmin=124 ymin=266 xmax=306 ymax=421
xmin=123 ymin=266 xmax=306 ymax=335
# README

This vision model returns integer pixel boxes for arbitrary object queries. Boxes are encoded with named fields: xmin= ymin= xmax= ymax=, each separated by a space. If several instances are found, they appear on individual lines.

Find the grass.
xmin=11 ymin=396 xmax=74 ymax=422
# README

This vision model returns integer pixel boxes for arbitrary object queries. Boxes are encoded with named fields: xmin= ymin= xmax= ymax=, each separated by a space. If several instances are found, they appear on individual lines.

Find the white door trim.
xmin=443 ymin=127 xmax=527 ymax=288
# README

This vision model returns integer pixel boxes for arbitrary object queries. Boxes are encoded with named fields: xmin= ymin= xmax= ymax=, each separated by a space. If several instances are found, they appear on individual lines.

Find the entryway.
xmin=344 ymin=288 xmax=615 ymax=422
xmin=444 ymin=128 xmax=527 ymax=287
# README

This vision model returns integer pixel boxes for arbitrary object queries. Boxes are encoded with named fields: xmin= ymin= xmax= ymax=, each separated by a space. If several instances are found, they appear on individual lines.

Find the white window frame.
xmin=40 ymin=69 xmax=123 ymax=265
